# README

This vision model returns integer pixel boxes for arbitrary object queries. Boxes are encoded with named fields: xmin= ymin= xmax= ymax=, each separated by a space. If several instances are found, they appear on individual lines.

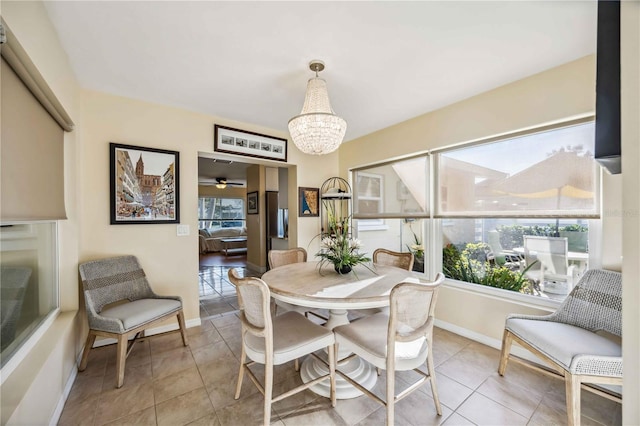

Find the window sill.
xmin=443 ymin=277 xmax=562 ymax=311
xmin=357 ymin=225 xmax=390 ymax=232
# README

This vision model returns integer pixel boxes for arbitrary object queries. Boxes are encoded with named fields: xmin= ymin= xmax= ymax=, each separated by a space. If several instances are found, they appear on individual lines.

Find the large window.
xmin=352 ymin=120 xmax=599 ymax=302
xmin=435 ymin=120 xmax=597 ymax=299
xmin=0 ymin=222 xmax=59 ymax=367
xmin=198 ymin=197 xmax=245 ymax=230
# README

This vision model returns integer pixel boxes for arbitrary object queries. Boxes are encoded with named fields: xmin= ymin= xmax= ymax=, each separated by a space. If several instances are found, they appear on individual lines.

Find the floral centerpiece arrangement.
xmin=316 ymin=214 xmax=371 ymax=274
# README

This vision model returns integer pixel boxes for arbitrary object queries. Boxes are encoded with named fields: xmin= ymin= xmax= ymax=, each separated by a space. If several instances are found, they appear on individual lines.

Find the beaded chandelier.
xmin=288 ymin=60 xmax=347 ymax=155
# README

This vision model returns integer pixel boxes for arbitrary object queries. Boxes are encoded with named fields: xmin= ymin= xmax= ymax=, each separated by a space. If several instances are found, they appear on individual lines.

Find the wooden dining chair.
xmin=268 ymin=248 xmax=327 ymax=322
xmin=354 ymin=248 xmax=415 ymax=319
xmin=228 ymin=268 xmax=336 ymax=425
xmin=334 ymin=273 xmax=445 ymax=425
xmin=373 ymin=248 xmax=414 ymax=271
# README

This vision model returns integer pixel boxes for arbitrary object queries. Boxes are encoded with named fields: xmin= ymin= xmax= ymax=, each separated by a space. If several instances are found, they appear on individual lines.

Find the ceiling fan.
xmin=213 ymin=177 xmax=244 ymax=189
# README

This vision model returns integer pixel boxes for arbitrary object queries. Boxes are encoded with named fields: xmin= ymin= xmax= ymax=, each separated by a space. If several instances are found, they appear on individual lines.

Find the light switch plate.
xmin=176 ymin=224 xmax=189 ymax=236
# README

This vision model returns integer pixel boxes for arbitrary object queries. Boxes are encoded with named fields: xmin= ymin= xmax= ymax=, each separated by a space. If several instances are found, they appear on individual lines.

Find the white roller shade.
xmin=435 ymin=120 xmax=599 ymax=219
xmin=1 ymin=57 xmax=66 ymax=220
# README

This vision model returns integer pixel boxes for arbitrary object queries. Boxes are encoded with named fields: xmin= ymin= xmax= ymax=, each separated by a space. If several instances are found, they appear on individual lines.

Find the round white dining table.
xmin=261 ymin=261 xmax=418 ymax=399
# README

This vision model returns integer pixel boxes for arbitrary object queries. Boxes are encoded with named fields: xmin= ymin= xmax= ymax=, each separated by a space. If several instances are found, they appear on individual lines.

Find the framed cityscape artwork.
xmin=110 ymin=142 xmax=180 ymax=224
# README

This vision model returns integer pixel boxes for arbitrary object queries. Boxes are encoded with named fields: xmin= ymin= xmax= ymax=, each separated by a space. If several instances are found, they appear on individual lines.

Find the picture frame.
xmin=298 ymin=187 xmax=320 ymax=217
xmin=247 ymin=191 xmax=259 ymax=214
xmin=214 ymin=124 xmax=287 ymax=162
xmin=110 ymin=142 xmax=180 ymax=224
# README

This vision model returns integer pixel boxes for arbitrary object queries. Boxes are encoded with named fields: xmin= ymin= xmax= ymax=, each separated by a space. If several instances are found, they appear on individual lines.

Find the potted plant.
xmin=316 ymin=214 xmax=371 ymax=274
xmin=406 ymin=222 xmax=425 ymax=272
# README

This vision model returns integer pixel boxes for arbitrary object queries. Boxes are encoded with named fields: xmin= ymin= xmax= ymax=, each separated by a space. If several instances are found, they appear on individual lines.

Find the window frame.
xmin=198 ymin=196 xmax=246 ymax=229
xmin=349 ymin=118 xmax=598 ymax=307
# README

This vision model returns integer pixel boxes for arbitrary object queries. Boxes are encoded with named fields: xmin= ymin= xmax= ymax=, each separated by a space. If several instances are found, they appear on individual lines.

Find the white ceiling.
xmin=44 ymin=1 xmax=597 ymax=144
xmin=43 ymin=1 xmax=598 ymax=184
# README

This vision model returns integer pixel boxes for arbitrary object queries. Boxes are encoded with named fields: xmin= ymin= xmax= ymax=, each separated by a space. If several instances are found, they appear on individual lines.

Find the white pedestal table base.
xmin=300 ymin=308 xmax=378 ymax=399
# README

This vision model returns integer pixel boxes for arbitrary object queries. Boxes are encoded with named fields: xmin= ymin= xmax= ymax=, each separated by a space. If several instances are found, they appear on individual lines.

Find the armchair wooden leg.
xmin=565 ymin=373 xmax=581 ymax=426
xmin=235 ymin=344 xmax=247 ymax=400
xmin=427 ymin=345 xmax=442 ymax=416
xmin=78 ymin=331 xmax=96 ymax=371
xmin=498 ymin=329 xmax=513 ymax=376
xmin=328 ymin=342 xmax=336 ymax=408
xmin=264 ymin=359 xmax=274 ymax=426
xmin=177 ymin=310 xmax=189 ymax=346
xmin=386 ymin=368 xmax=395 ymax=426
xmin=115 ymin=334 xmax=128 ymax=388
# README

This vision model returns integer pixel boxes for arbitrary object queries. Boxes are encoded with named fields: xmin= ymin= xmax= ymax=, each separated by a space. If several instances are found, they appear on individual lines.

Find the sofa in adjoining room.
xmin=198 ymin=227 xmax=247 ymax=254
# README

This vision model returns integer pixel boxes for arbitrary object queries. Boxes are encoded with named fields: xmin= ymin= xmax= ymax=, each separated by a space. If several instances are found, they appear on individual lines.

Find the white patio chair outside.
xmin=523 ymin=235 xmax=576 ymax=294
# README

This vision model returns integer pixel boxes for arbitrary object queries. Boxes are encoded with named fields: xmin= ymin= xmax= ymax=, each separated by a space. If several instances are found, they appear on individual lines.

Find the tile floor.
xmin=58 ymin=266 xmax=621 ymax=425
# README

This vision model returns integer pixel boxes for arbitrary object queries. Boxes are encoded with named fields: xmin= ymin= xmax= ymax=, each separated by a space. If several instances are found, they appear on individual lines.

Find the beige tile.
xmin=187 ymin=320 xmax=215 ymax=336
xmin=151 ymin=345 xmax=197 ymax=379
xmin=94 ymin=382 xmax=155 ymax=425
xmin=211 ymin=313 xmax=240 ymax=330
xmin=79 ymin=345 xmax=111 ymax=378
xmin=419 ymin=371 xmax=475 ymax=411
xmin=102 ymin=406 xmax=156 ymax=425
xmin=66 ymin=371 xmax=105 ymax=405
xmin=154 ymin=366 xmax=204 ymax=404
xmin=155 ymin=388 xmax=215 ymax=426
xmin=191 ymin=340 xmax=236 ymax=367
xmin=57 ymin=326 xmax=621 ymax=426
xmin=436 ymin=343 xmax=500 ymax=389
xmin=529 ymin=394 xmax=603 ymax=426
xmin=531 ymin=388 xmax=620 ymax=426
xmin=103 ymin=360 xmax=153 ymax=391
xmin=150 ymin=330 xmax=188 ymax=354
xmin=494 ymin=359 xmax=554 ymax=392
xmin=331 ymin=392 xmax=380 ymax=425
xmin=279 ymin=398 xmax=347 ymax=425
xmin=271 ymin=374 xmax=321 ymax=419
xmin=186 ymin=413 xmax=221 ymax=426
xmin=215 ymin=391 xmax=282 ymax=425
xmin=456 ymin=393 xmax=528 ymax=426
xmin=204 ymin=363 xmax=259 ymax=409
xmin=355 ymin=406 xmax=414 ymax=426
xmin=394 ymin=388 xmax=453 ymax=426
xmin=441 ymin=412 xmax=476 ymax=425
xmin=58 ymin=393 xmax=99 ymax=426
xmin=476 ymin=375 xmax=543 ymax=418
xmin=187 ymin=328 xmax=224 ymax=350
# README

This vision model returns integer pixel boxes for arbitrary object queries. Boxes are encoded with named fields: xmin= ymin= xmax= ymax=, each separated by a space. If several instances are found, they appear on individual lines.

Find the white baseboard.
xmin=434 ymin=318 xmax=545 ymax=365
xmin=50 ymin=365 xmax=78 ymax=426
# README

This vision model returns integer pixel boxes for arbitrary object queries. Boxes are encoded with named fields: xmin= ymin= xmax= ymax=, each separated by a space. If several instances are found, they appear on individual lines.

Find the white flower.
xmin=411 ymin=244 xmax=424 ymax=251
xmin=321 ymin=237 xmax=335 ymax=248
xmin=349 ymin=238 xmax=362 ymax=249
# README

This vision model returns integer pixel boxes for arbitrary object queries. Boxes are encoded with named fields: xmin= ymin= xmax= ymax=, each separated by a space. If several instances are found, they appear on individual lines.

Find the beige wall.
xmin=339 ymin=54 xmax=621 ymax=342
xmin=78 ymin=89 xmax=339 ymax=320
xmin=1 ymin=1 xmax=83 ymax=424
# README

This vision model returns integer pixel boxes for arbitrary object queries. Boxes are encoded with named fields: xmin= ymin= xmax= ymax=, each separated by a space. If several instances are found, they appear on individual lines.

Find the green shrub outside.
xmin=496 ymin=224 xmax=588 ymax=250
xmin=442 ymin=243 xmax=534 ymax=294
